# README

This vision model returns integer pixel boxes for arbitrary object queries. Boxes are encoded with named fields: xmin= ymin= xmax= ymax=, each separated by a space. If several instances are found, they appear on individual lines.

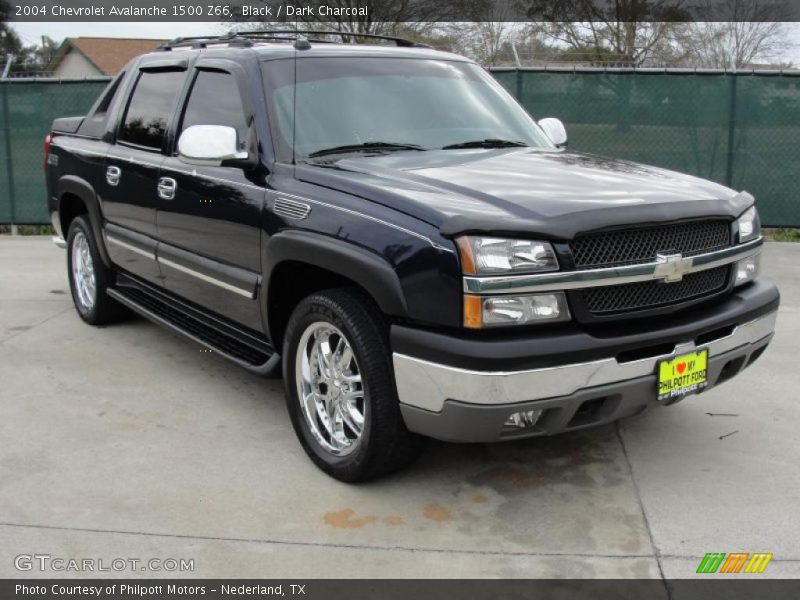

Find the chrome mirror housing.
xmin=177 ymin=125 xmax=249 ymax=166
xmin=538 ymin=117 xmax=568 ymax=147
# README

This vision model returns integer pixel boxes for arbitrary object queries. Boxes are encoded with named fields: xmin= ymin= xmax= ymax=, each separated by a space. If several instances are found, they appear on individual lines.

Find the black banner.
xmin=5 ymin=580 xmax=800 ymax=600
xmin=7 ymin=0 xmax=800 ymax=23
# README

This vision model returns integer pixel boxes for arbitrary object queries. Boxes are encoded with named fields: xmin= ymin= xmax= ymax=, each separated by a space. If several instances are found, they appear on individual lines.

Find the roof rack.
xmin=235 ymin=30 xmax=429 ymax=48
xmin=157 ymin=30 xmax=431 ymax=51
xmin=157 ymin=34 xmax=252 ymax=50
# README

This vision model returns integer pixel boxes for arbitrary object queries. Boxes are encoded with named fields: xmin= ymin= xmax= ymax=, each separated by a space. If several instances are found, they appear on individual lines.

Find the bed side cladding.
xmin=55 ymin=175 xmax=112 ymax=268
xmin=261 ymin=228 xmax=462 ymax=348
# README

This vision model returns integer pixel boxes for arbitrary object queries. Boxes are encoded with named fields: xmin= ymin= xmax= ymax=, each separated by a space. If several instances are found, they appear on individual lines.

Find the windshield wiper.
xmin=308 ymin=142 xmax=425 ymax=158
xmin=441 ymin=139 xmax=528 ymax=150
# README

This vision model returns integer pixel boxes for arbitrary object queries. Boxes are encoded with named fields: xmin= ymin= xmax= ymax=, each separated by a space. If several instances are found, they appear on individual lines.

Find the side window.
xmin=180 ymin=70 xmax=248 ymax=145
xmin=119 ymin=71 xmax=185 ymax=150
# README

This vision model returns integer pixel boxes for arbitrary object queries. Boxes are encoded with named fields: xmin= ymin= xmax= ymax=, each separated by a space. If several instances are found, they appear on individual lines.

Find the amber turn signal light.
xmin=455 ymin=236 xmax=477 ymax=275
xmin=463 ymin=294 xmax=483 ymax=329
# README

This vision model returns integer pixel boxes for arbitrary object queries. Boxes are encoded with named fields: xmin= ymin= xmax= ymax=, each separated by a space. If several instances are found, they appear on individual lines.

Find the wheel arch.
xmin=263 ymin=230 xmax=408 ymax=350
xmin=57 ymin=175 xmax=111 ymax=268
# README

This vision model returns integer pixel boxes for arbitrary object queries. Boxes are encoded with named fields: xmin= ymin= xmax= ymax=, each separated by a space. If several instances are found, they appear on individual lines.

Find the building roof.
xmin=49 ymin=38 xmax=168 ymax=76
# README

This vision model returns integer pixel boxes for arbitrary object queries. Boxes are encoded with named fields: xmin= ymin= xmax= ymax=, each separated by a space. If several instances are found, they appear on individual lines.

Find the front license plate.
xmin=657 ymin=350 xmax=708 ymax=402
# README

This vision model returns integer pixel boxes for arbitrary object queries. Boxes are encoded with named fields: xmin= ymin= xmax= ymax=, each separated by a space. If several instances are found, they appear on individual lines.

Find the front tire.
xmin=66 ymin=216 xmax=127 ymax=325
xmin=282 ymin=289 xmax=425 ymax=482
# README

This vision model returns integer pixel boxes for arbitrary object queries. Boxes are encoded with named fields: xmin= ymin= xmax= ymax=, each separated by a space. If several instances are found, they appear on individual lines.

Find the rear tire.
xmin=282 ymin=288 xmax=425 ymax=482
xmin=66 ymin=216 xmax=128 ymax=325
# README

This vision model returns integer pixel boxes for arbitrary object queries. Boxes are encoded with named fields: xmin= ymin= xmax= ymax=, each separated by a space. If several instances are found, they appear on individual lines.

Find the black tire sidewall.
xmin=66 ymin=216 xmax=115 ymax=325
xmin=283 ymin=291 xmax=399 ymax=480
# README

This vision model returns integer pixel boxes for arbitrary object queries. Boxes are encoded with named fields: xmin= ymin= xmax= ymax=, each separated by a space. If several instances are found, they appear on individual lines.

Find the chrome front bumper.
xmin=394 ymin=311 xmax=777 ymax=414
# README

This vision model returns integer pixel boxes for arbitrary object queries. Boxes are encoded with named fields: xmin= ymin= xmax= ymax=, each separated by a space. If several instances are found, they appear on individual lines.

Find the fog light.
xmin=504 ymin=409 xmax=543 ymax=429
xmin=735 ymin=253 xmax=761 ymax=286
xmin=467 ymin=292 xmax=570 ymax=328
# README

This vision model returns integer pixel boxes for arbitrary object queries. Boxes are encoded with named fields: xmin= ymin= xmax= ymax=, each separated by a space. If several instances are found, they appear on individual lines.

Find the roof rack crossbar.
xmin=157 ymin=35 xmax=252 ymax=50
xmin=158 ymin=30 xmax=432 ymax=52
xmin=231 ymin=29 xmax=430 ymax=48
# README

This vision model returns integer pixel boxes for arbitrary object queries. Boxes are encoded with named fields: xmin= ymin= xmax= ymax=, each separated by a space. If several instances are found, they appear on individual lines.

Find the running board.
xmin=107 ymin=274 xmax=280 ymax=376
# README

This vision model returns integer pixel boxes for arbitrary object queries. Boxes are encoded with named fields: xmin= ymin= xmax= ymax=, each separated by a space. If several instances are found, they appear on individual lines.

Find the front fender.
xmin=263 ymin=230 xmax=409 ymax=320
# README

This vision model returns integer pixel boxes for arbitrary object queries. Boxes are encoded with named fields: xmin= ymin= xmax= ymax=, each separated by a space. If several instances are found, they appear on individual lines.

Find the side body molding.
xmin=56 ymin=175 xmax=112 ymax=268
xmin=263 ymin=230 xmax=409 ymax=330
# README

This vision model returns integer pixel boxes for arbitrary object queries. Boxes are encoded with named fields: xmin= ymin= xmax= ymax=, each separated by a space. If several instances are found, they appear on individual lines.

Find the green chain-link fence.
xmin=1 ymin=71 xmax=799 ymax=225
xmin=0 ymin=78 xmax=110 ymax=223
xmin=492 ymin=68 xmax=800 ymax=227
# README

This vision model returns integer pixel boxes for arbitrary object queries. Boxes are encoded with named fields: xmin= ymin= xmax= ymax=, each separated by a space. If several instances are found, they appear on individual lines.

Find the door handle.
xmin=106 ymin=166 xmax=121 ymax=186
xmin=157 ymin=177 xmax=177 ymax=200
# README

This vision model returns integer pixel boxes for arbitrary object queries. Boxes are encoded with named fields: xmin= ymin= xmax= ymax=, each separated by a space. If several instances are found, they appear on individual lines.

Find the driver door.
xmin=156 ymin=60 xmax=266 ymax=332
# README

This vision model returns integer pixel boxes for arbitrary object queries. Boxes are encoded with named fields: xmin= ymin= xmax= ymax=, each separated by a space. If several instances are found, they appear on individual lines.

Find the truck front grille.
xmin=580 ymin=266 xmax=730 ymax=315
xmin=569 ymin=220 xmax=734 ymax=318
xmin=569 ymin=220 xmax=732 ymax=270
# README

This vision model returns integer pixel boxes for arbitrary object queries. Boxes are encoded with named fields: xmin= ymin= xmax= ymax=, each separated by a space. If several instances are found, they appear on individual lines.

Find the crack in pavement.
xmin=0 ymin=306 xmax=73 ymax=345
xmin=4 ymin=522 xmax=799 ymax=563
xmin=615 ymin=422 xmax=671 ymax=596
xmin=0 ymin=521 xmax=655 ymax=560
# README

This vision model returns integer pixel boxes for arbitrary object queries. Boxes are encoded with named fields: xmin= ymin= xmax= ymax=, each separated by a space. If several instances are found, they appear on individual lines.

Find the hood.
xmin=296 ymin=148 xmax=753 ymax=240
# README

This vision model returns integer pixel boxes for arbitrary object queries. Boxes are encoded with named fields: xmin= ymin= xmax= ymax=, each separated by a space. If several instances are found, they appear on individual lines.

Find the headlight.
xmin=456 ymin=236 xmax=558 ymax=275
xmin=736 ymin=206 xmax=760 ymax=243
xmin=464 ymin=292 xmax=570 ymax=328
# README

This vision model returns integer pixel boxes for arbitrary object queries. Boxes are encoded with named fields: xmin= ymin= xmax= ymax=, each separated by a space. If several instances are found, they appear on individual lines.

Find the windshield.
xmin=261 ymin=57 xmax=553 ymax=162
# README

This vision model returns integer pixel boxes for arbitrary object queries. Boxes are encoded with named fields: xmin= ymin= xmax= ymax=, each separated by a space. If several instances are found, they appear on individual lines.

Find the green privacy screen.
xmin=492 ymin=68 xmax=800 ymax=227
xmin=1 ymin=71 xmax=798 ymax=225
xmin=0 ymin=79 xmax=110 ymax=223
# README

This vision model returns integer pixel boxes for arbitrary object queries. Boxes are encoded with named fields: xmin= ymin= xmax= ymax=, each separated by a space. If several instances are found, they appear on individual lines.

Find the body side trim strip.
xmin=157 ymin=257 xmax=255 ymax=299
xmin=106 ymin=235 xmax=156 ymax=260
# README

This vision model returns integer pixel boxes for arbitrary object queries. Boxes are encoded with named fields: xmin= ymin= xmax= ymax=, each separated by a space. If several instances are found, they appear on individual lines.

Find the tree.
xmin=235 ymin=0 xmax=457 ymax=37
xmin=12 ymin=36 xmax=59 ymax=74
xmin=672 ymin=0 xmax=792 ymax=68
xmin=431 ymin=2 xmax=530 ymax=66
xmin=1 ymin=0 xmax=24 ymax=64
xmin=524 ymin=0 xmax=690 ymax=66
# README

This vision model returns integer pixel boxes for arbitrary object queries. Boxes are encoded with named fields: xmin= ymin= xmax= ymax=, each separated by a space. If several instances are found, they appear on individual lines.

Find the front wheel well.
xmin=267 ymin=261 xmax=381 ymax=351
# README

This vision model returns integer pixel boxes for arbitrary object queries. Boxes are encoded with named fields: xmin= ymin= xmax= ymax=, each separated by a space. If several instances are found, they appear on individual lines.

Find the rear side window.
xmin=180 ymin=70 xmax=248 ymax=143
xmin=119 ymin=71 xmax=185 ymax=149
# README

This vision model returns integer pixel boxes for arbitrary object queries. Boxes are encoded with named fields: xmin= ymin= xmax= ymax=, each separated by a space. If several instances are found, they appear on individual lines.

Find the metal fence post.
xmin=1 ymin=81 xmax=17 ymax=227
xmin=724 ymin=73 xmax=738 ymax=188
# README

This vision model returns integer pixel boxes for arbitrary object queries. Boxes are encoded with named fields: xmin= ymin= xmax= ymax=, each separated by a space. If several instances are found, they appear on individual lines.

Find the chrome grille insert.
xmin=581 ymin=266 xmax=730 ymax=315
xmin=570 ymin=220 xmax=732 ymax=270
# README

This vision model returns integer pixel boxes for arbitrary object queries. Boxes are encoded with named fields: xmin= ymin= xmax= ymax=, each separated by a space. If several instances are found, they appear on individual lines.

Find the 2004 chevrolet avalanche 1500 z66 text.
xmin=45 ymin=32 xmax=779 ymax=481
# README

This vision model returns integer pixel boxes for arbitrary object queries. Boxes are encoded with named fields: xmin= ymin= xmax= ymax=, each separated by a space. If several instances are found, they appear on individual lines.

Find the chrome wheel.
xmin=71 ymin=231 xmax=96 ymax=311
xmin=295 ymin=322 xmax=366 ymax=456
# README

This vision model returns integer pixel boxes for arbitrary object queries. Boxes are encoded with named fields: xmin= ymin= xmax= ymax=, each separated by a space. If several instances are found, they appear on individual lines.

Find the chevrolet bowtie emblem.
xmin=655 ymin=252 xmax=693 ymax=283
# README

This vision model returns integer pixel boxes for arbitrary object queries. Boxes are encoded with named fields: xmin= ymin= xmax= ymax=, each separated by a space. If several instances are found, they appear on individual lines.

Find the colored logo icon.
xmin=696 ymin=552 xmax=773 ymax=574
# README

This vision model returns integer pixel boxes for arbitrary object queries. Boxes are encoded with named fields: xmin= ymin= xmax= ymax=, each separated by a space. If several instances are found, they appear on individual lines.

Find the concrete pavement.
xmin=1 ymin=237 xmax=798 ymax=579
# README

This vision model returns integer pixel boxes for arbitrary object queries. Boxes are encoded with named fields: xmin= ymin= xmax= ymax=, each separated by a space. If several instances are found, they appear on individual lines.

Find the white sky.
xmin=11 ymin=21 xmax=229 ymax=45
xmin=11 ymin=21 xmax=800 ymax=65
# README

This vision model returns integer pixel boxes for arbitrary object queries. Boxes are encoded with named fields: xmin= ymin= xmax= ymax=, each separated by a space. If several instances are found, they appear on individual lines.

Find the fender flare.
xmin=57 ymin=175 xmax=111 ymax=267
xmin=263 ymin=230 xmax=409 ymax=329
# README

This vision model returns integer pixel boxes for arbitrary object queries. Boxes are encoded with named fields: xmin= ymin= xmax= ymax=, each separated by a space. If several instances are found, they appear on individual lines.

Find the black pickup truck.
xmin=45 ymin=32 xmax=779 ymax=481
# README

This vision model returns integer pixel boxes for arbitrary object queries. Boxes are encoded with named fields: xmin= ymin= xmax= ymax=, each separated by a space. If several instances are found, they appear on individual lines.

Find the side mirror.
xmin=538 ymin=118 xmax=568 ymax=148
xmin=177 ymin=125 xmax=249 ymax=166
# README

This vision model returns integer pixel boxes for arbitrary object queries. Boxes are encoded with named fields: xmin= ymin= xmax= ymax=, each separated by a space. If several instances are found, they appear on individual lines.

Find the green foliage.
xmin=763 ymin=228 xmax=800 ymax=242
